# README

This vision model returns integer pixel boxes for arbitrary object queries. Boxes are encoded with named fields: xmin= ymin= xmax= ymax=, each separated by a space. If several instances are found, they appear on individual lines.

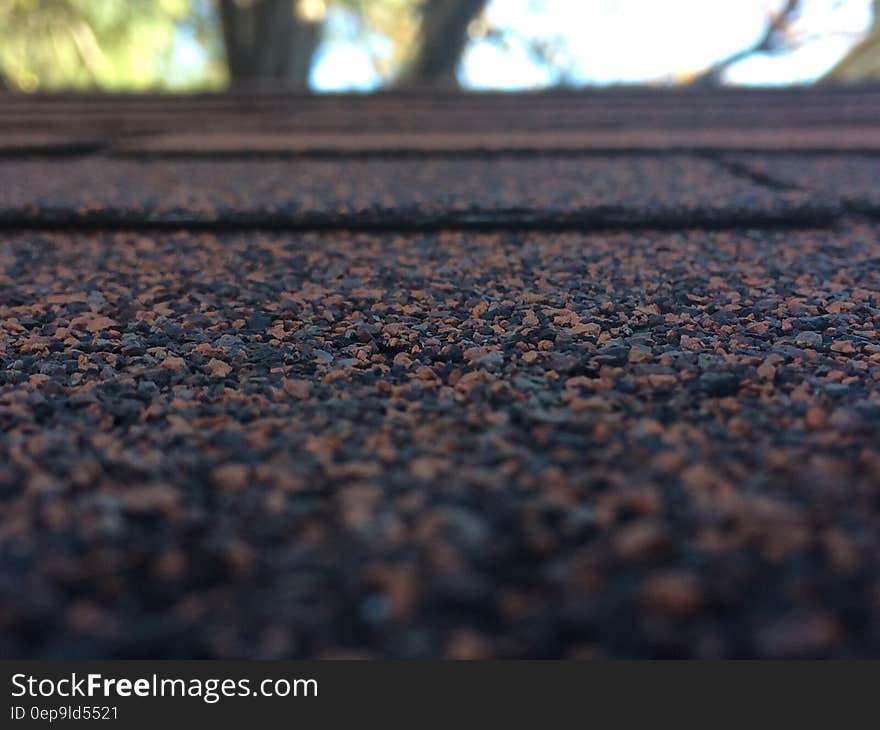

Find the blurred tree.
xmin=466 ymin=4 xmax=579 ymax=87
xmin=334 ymin=0 xmax=488 ymax=88
xmin=3 ymin=0 xmax=875 ymax=93
xmin=825 ymin=0 xmax=880 ymax=80
xmin=333 ymin=0 xmax=420 ymax=83
xmin=691 ymin=0 xmax=802 ymax=86
xmin=402 ymin=0 xmax=488 ymax=86
xmin=218 ymin=0 xmax=325 ymax=89
xmin=0 ymin=0 xmax=222 ymax=91
xmin=0 ymin=0 xmax=490 ymax=92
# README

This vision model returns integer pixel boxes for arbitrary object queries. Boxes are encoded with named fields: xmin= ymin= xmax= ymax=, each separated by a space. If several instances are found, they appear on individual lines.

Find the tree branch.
xmin=692 ymin=0 xmax=801 ymax=87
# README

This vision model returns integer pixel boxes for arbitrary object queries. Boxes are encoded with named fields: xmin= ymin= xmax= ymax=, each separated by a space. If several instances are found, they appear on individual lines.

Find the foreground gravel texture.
xmin=1 ymin=226 xmax=879 ymax=658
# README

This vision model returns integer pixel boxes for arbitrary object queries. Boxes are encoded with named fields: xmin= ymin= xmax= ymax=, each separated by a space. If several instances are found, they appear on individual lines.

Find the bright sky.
xmin=311 ymin=0 xmax=874 ymax=90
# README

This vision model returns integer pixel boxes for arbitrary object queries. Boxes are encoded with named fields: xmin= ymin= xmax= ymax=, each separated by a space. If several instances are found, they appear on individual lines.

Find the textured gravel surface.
xmin=729 ymin=154 xmax=880 ymax=214
xmin=2 ymin=226 xmax=879 ymax=659
xmin=0 ymin=156 xmax=833 ymax=228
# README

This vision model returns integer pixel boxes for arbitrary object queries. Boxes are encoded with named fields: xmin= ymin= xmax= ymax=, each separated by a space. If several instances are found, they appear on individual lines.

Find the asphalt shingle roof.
xmin=1 ymin=87 xmax=879 ymax=658
xmin=0 ymin=155 xmax=833 ymax=228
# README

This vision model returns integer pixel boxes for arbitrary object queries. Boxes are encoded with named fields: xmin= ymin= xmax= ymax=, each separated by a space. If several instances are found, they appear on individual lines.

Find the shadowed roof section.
xmin=0 ymin=86 xmax=878 ymax=230
xmin=1 ymin=87 xmax=880 ymax=659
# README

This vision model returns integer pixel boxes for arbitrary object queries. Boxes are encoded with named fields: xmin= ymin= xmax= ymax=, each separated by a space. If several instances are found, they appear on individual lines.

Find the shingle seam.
xmin=720 ymin=154 xmax=880 ymax=219
xmin=840 ymin=200 xmax=880 ymax=218
xmin=104 ymin=147 xmax=880 ymax=160
xmin=0 ymin=143 xmax=107 ymax=158
xmin=0 ymin=206 xmax=842 ymax=232
xmin=698 ymin=153 xmax=804 ymax=193
xmin=7 ymin=146 xmax=880 ymax=161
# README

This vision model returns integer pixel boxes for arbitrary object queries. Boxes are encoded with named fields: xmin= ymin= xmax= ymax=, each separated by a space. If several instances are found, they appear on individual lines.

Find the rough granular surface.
xmin=728 ymin=154 xmax=880 ymax=214
xmin=0 ymin=156 xmax=828 ymax=228
xmin=2 ymin=226 xmax=879 ymax=658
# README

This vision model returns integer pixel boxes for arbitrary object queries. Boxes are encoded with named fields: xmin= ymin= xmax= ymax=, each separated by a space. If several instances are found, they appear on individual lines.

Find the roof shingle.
xmin=1 ymin=87 xmax=879 ymax=659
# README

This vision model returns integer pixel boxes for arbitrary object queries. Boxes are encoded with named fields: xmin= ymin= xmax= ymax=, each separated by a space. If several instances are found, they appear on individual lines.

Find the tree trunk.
xmin=403 ymin=0 xmax=488 ymax=88
xmin=219 ymin=0 xmax=321 ymax=90
xmin=824 ymin=0 xmax=880 ymax=82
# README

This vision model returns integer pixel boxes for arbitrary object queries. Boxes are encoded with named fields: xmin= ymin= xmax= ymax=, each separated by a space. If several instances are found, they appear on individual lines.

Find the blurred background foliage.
xmin=0 ymin=0 xmax=223 ymax=90
xmin=0 ymin=0 xmax=878 ymax=92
